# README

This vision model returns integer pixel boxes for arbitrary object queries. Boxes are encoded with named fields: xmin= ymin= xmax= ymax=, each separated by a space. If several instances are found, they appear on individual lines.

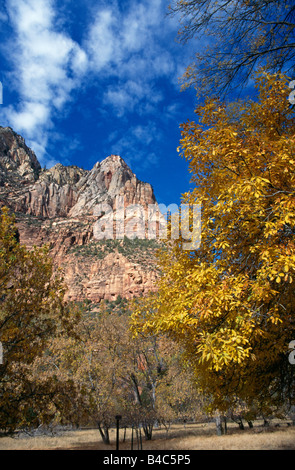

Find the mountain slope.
xmin=0 ymin=126 xmax=162 ymax=302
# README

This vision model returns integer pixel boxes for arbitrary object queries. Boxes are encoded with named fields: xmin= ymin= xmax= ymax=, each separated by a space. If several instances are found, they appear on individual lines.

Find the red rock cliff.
xmin=0 ymin=126 xmax=162 ymax=302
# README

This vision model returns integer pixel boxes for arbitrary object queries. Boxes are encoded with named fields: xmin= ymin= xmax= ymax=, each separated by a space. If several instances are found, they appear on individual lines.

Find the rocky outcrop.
xmin=0 ymin=127 xmax=41 ymax=185
xmin=62 ymin=250 xmax=159 ymax=302
xmin=0 ymin=126 xmax=161 ymax=302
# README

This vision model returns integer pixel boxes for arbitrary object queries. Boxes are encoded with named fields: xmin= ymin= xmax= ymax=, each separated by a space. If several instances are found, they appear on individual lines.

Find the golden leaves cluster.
xmin=131 ymin=71 xmax=295 ymax=413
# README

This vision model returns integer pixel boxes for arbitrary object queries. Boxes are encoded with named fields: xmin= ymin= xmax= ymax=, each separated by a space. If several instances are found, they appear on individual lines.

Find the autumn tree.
xmin=41 ymin=300 xmax=200 ymax=444
xmin=131 ymin=71 xmax=295 ymax=419
xmin=41 ymin=306 xmax=141 ymax=444
xmin=169 ymin=0 xmax=295 ymax=97
xmin=0 ymin=207 xmax=73 ymax=432
xmin=152 ymin=338 xmax=204 ymax=430
xmin=42 ymin=307 xmax=127 ymax=444
xmin=123 ymin=327 xmax=194 ymax=440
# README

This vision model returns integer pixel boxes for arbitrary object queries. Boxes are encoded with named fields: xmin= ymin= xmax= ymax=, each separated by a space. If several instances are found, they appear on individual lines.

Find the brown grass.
xmin=1 ymin=420 xmax=295 ymax=451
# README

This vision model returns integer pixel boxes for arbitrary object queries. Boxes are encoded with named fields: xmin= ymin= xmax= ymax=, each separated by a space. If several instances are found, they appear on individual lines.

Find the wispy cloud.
xmin=0 ymin=0 xmax=193 ymax=171
xmin=107 ymin=121 xmax=161 ymax=172
xmin=1 ymin=0 xmax=87 ymax=165
xmin=85 ymin=9 xmax=116 ymax=73
xmin=85 ymin=0 xmax=177 ymax=116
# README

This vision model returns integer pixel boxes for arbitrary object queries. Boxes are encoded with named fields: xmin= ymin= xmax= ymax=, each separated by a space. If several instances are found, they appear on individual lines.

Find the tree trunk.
xmin=130 ymin=374 xmax=154 ymax=441
xmin=98 ymin=423 xmax=110 ymax=445
xmin=223 ymin=416 xmax=227 ymax=434
xmin=130 ymin=373 xmax=141 ymax=405
xmin=139 ymin=428 xmax=143 ymax=450
xmin=215 ymin=414 xmax=224 ymax=436
xmin=142 ymin=422 xmax=153 ymax=440
xmin=238 ymin=419 xmax=244 ymax=430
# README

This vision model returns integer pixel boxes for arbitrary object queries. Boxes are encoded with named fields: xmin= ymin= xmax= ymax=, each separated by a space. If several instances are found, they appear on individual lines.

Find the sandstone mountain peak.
xmin=0 ymin=127 xmax=160 ymax=303
xmin=91 ymin=154 xmax=135 ymax=186
xmin=101 ymin=154 xmax=128 ymax=166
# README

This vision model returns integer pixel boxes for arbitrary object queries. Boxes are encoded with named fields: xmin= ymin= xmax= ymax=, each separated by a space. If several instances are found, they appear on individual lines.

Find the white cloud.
xmin=132 ymin=125 xmax=157 ymax=146
xmin=85 ymin=0 xmax=165 ymax=73
xmin=10 ymin=0 xmax=54 ymax=33
xmin=103 ymin=80 xmax=148 ymax=116
xmin=0 ymin=0 xmax=192 ymax=170
xmin=85 ymin=9 xmax=117 ymax=72
xmin=120 ymin=2 xmax=158 ymax=52
xmin=5 ymin=102 xmax=51 ymax=134
xmin=1 ymin=0 xmax=87 ymax=163
xmin=84 ymin=0 xmax=177 ymax=116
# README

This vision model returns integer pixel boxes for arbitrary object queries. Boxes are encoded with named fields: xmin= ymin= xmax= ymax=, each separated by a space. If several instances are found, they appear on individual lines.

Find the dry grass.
xmin=1 ymin=420 xmax=295 ymax=451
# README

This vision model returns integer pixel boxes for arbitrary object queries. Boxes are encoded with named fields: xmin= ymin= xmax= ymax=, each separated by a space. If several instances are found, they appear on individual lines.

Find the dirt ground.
xmin=1 ymin=420 xmax=295 ymax=451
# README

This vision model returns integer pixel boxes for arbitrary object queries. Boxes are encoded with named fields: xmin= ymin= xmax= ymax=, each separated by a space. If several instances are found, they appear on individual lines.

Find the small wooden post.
xmin=131 ymin=426 xmax=134 ymax=450
xmin=115 ymin=415 xmax=122 ymax=451
xmin=139 ymin=427 xmax=142 ymax=450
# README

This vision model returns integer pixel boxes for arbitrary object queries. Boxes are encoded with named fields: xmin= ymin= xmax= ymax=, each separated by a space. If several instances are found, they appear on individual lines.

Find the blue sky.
xmin=0 ymin=0 xmax=202 ymax=207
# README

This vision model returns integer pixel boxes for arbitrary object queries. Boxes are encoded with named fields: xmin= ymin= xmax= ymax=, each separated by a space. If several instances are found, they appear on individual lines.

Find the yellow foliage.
xmin=0 ymin=207 xmax=71 ymax=431
xmin=131 ymin=72 xmax=295 ymax=415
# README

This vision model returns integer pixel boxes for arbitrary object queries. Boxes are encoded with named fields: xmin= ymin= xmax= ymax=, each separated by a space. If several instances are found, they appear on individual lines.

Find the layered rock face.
xmin=0 ymin=126 xmax=161 ymax=302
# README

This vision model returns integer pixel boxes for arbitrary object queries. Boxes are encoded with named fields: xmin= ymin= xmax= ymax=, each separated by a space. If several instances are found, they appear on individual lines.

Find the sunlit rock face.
xmin=0 ymin=127 xmax=161 ymax=302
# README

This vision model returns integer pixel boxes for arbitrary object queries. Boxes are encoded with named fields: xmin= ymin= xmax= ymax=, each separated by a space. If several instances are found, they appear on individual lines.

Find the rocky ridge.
xmin=0 ymin=126 xmax=162 ymax=302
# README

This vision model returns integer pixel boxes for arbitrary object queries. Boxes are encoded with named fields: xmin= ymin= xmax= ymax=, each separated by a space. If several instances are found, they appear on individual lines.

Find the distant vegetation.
xmin=76 ymin=295 xmax=131 ymax=316
xmin=69 ymin=236 xmax=163 ymax=269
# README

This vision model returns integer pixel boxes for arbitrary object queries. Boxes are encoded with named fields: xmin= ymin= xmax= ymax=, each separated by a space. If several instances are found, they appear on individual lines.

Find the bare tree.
xmin=169 ymin=0 xmax=295 ymax=97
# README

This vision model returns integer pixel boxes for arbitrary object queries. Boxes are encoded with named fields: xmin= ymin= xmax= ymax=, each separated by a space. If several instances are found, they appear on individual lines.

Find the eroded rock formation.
xmin=0 ymin=126 xmax=161 ymax=302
